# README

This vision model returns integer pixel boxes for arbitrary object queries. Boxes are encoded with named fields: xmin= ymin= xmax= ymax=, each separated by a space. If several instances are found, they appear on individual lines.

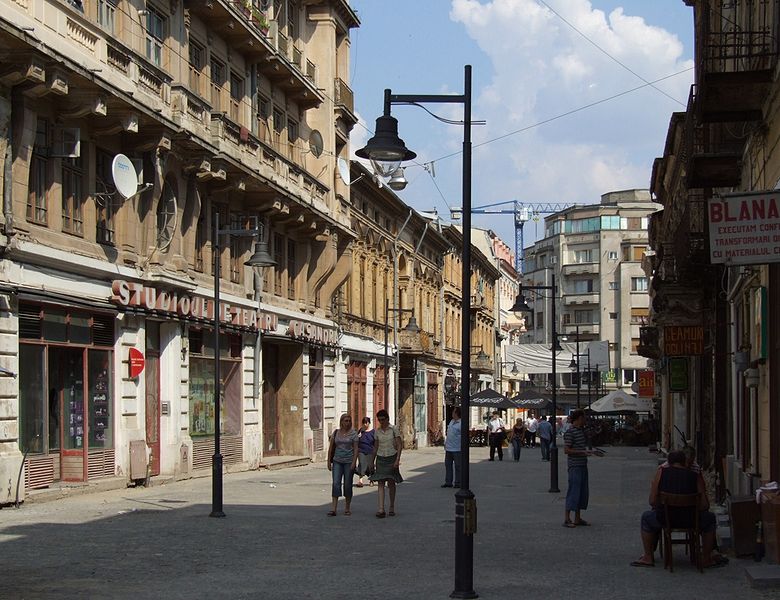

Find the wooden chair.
xmin=658 ymin=492 xmax=703 ymax=573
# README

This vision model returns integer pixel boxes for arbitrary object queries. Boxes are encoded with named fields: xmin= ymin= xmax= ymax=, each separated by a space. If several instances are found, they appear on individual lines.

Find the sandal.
xmin=344 ymin=510 xmax=352 ymax=516
xmin=630 ymin=560 xmax=654 ymax=568
xmin=575 ymin=519 xmax=590 ymax=526
xmin=562 ymin=521 xmax=576 ymax=528
xmin=327 ymin=511 xmax=337 ymax=517
xmin=375 ymin=511 xmax=386 ymax=518
xmin=388 ymin=510 xmax=396 ymax=517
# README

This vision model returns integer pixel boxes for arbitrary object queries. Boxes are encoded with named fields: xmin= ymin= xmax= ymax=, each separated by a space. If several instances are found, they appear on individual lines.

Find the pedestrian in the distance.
xmin=538 ymin=415 xmax=553 ymax=461
xmin=370 ymin=409 xmax=403 ymax=518
xmin=442 ymin=407 xmax=462 ymax=488
xmin=487 ymin=411 xmax=506 ymax=461
xmin=356 ymin=416 xmax=375 ymax=487
xmin=525 ymin=413 xmax=539 ymax=447
xmin=563 ymin=409 xmax=597 ymax=527
xmin=508 ymin=417 xmax=525 ymax=461
xmin=327 ymin=413 xmax=358 ymax=516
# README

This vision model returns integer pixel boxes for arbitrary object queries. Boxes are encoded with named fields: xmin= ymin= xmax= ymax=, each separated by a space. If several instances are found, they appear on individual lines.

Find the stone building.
xmin=0 ymin=0 xmax=359 ymax=502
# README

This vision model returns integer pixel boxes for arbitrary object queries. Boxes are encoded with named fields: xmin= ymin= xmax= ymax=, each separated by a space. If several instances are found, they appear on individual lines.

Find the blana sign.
xmin=708 ymin=191 xmax=780 ymax=265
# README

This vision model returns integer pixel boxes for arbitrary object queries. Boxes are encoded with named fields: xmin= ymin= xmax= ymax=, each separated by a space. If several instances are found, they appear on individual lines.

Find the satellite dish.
xmin=337 ymin=157 xmax=351 ymax=186
xmin=112 ymin=154 xmax=138 ymax=199
xmin=309 ymin=129 xmax=324 ymax=158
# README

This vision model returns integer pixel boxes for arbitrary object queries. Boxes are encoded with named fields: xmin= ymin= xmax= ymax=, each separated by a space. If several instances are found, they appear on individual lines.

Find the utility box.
xmin=129 ymin=440 xmax=149 ymax=481
xmin=729 ymin=495 xmax=761 ymax=557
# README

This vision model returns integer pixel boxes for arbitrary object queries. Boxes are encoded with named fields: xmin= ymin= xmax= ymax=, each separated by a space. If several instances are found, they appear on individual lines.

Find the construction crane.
xmin=451 ymin=200 xmax=575 ymax=272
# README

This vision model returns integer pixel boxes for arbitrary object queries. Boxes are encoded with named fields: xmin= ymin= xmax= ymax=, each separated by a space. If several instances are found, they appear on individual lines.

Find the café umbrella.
xmin=590 ymin=389 xmax=652 ymax=414
xmin=469 ymin=387 xmax=515 ymax=410
xmin=510 ymin=389 xmax=552 ymax=409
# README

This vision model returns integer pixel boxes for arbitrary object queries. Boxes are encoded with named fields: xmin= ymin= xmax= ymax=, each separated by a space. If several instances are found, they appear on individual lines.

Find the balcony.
xmin=685 ymin=88 xmax=743 ymax=188
xmin=563 ymin=293 xmax=599 ymax=306
xmin=334 ymin=77 xmax=358 ymax=128
xmin=259 ymin=27 xmax=324 ymax=110
xmin=562 ymin=323 xmax=599 ymax=336
xmin=562 ymin=262 xmax=599 ymax=276
xmin=696 ymin=0 xmax=778 ymax=122
xmin=185 ymin=1 xmax=274 ymax=59
xmin=637 ymin=325 xmax=660 ymax=360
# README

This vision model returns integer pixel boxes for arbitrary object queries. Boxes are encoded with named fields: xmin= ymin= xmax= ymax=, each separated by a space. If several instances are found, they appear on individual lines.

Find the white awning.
xmin=505 ymin=341 xmax=610 ymax=375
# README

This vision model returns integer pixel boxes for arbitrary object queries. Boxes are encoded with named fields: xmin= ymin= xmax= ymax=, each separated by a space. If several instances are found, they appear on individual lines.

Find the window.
xmin=287 ymin=118 xmax=299 ymax=158
xmin=97 ymin=0 xmax=116 ymax=33
xmin=631 ymin=338 xmax=641 ymax=354
xmin=565 ymin=217 xmax=600 ymax=233
xmin=189 ymin=41 xmax=204 ymax=95
xmin=630 ymin=307 xmax=649 ymax=324
xmin=287 ymin=239 xmax=296 ymax=299
xmin=62 ymin=153 xmax=84 ymax=236
xmin=257 ymin=93 xmax=271 ymax=138
xmin=229 ymin=214 xmax=245 ymax=284
xmin=229 ymin=74 xmax=243 ymax=123
xmin=194 ymin=205 xmax=206 ymax=272
xmin=608 ymin=281 xmax=619 ymax=290
xmin=608 ymin=250 xmax=618 ymax=260
xmin=631 ymin=246 xmax=645 ymax=261
xmin=272 ymin=107 xmax=285 ymax=134
xmin=156 ymin=177 xmax=177 ymax=251
xmin=287 ymin=0 xmax=298 ymax=38
xmin=562 ymin=313 xmax=571 ymax=325
xmin=573 ymin=249 xmax=592 ymax=263
xmin=574 ymin=310 xmax=593 ymax=324
xmin=609 ymin=312 xmax=618 ymax=320
xmin=145 ymin=6 xmax=166 ymax=67
xmin=631 ymin=277 xmax=648 ymax=292
xmin=95 ymin=150 xmax=115 ymax=244
xmin=27 ymin=118 xmax=48 ymax=225
xmin=273 ymin=233 xmax=283 ymax=295
xmin=601 ymin=215 xmax=620 ymax=230
xmin=571 ymin=279 xmax=594 ymax=294
xmin=211 ymin=58 xmax=226 ymax=111
xmin=623 ymin=369 xmax=637 ymax=384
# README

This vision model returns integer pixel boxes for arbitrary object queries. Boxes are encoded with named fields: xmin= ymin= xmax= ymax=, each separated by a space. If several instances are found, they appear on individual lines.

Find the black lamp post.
xmin=383 ymin=298 xmax=417 ymax=420
xmin=566 ymin=325 xmax=582 ymax=409
xmin=510 ymin=274 xmax=560 ymax=493
xmin=210 ymin=213 xmax=275 ymax=518
xmin=358 ymin=65 xmax=477 ymax=599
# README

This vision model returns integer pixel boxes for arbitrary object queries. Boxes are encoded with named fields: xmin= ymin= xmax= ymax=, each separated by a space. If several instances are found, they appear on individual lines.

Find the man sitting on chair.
xmin=630 ymin=450 xmax=726 ymax=568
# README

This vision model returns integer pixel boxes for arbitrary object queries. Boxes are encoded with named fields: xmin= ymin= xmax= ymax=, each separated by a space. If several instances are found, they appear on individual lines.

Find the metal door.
xmin=145 ymin=350 xmax=160 ymax=476
xmin=262 ymin=345 xmax=279 ymax=456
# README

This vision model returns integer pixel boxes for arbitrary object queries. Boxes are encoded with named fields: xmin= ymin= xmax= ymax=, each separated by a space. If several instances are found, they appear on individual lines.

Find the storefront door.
xmin=145 ymin=351 xmax=160 ymax=477
xmin=347 ymin=362 xmax=367 ymax=422
xmin=263 ymin=346 xmax=280 ymax=456
xmin=50 ymin=347 xmax=86 ymax=481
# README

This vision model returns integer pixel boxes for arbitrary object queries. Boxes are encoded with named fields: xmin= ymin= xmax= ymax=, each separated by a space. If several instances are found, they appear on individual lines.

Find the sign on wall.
xmin=638 ymin=370 xmax=655 ymax=397
xmin=668 ymin=358 xmax=689 ymax=392
xmin=664 ymin=325 xmax=704 ymax=356
xmin=708 ymin=191 xmax=780 ymax=265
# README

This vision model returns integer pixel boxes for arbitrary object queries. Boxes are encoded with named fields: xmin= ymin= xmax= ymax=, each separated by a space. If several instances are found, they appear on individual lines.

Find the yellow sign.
xmin=664 ymin=326 xmax=704 ymax=356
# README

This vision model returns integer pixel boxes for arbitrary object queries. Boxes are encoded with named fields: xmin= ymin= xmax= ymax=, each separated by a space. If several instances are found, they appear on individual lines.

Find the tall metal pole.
xmin=453 ymin=64 xmax=476 ymax=600
xmin=211 ymin=212 xmax=225 ymax=518
xmin=575 ymin=325 xmax=581 ymax=409
xmin=587 ymin=350 xmax=592 ymax=411
xmin=384 ymin=298 xmax=389 ymax=412
xmin=548 ymin=274 xmax=559 ymax=493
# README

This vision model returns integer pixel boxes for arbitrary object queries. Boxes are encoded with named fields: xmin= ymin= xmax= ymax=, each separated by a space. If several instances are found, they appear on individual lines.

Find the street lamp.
xmin=510 ymin=274 xmax=560 ymax=493
xmin=210 ymin=213 xmax=275 ymax=518
xmin=357 ymin=65 xmax=477 ymax=599
xmin=383 ymin=298 xmax=417 ymax=421
xmin=566 ymin=325 xmax=582 ymax=409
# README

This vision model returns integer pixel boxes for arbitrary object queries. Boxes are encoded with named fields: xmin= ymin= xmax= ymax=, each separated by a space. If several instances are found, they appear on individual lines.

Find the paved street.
xmin=0 ymin=444 xmax=773 ymax=600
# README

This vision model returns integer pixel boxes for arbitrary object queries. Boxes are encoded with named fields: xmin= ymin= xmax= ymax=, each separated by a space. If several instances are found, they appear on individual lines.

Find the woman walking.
xmin=327 ymin=413 xmax=358 ymax=516
xmin=508 ymin=417 xmax=525 ymax=461
xmin=356 ymin=416 xmax=375 ymax=487
xmin=369 ymin=409 xmax=403 ymax=518
xmin=442 ymin=407 xmax=462 ymax=488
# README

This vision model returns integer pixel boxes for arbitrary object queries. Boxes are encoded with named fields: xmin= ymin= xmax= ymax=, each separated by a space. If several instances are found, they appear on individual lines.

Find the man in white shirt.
xmin=487 ymin=411 xmax=506 ymax=461
xmin=525 ymin=414 xmax=539 ymax=448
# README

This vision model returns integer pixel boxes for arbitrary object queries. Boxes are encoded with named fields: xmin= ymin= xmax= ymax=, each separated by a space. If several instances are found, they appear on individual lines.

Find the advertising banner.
xmin=708 ymin=191 xmax=780 ymax=265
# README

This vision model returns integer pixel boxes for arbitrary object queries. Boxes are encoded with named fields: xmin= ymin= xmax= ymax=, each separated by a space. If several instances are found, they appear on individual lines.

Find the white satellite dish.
xmin=337 ymin=157 xmax=351 ymax=186
xmin=112 ymin=154 xmax=139 ymax=199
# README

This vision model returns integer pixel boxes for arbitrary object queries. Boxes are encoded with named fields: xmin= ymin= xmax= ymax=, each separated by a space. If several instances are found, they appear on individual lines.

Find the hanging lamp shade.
xmin=356 ymin=114 xmax=417 ymax=177
xmin=245 ymin=241 xmax=276 ymax=267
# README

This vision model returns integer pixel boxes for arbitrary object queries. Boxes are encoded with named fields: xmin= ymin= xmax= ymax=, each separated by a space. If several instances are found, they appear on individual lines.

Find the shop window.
xmin=88 ymin=349 xmax=112 ymax=448
xmin=145 ymin=6 xmax=166 ymax=67
xmin=95 ymin=149 xmax=115 ymax=245
xmin=27 ymin=119 xmax=49 ymax=225
xmin=43 ymin=309 xmax=68 ymax=342
xmin=211 ymin=58 xmax=226 ymax=112
xmin=18 ymin=345 xmax=46 ymax=453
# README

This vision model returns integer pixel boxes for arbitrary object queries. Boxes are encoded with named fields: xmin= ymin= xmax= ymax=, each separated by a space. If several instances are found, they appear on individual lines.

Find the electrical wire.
xmin=537 ymin=0 xmax=687 ymax=108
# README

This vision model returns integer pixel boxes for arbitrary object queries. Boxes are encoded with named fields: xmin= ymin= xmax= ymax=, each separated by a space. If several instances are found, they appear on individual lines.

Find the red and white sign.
xmin=709 ymin=191 xmax=780 ymax=265
xmin=129 ymin=347 xmax=145 ymax=378
xmin=638 ymin=370 xmax=655 ymax=398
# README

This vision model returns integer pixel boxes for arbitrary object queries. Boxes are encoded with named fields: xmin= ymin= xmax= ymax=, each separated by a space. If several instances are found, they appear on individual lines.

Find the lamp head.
xmin=510 ymin=293 xmax=532 ymax=317
xmin=387 ymin=167 xmax=408 ymax=191
xmin=552 ymin=339 xmax=564 ymax=353
xmin=245 ymin=240 xmax=276 ymax=267
xmin=569 ymin=356 xmax=577 ymax=370
xmin=356 ymin=114 xmax=416 ymax=177
xmin=403 ymin=316 xmax=420 ymax=333
xmin=511 ymin=362 xmax=519 ymax=376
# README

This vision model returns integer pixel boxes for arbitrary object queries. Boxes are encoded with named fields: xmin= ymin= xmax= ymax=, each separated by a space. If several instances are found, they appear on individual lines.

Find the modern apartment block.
xmin=520 ymin=190 xmax=659 ymax=409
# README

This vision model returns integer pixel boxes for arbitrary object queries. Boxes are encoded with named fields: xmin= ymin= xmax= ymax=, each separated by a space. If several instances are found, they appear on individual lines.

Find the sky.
xmin=347 ymin=0 xmax=694 ymax=259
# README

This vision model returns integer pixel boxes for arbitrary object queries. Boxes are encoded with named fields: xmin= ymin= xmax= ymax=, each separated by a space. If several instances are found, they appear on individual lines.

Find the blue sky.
xmin=348 ymin=0 xmax=694 ymax=257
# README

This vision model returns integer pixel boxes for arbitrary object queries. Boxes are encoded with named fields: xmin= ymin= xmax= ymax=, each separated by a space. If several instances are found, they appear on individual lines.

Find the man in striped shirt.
xmin=563 ymin=409 xmax=593 ymax=527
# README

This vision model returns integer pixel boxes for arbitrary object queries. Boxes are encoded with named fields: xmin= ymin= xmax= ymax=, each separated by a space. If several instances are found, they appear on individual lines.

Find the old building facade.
xmin=0 ymin=0 xmax=359 ymax=502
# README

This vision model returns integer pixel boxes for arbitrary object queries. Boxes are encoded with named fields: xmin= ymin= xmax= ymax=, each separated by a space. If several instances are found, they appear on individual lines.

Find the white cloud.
xmin=447 ymin=0 xmax=692 ymax=224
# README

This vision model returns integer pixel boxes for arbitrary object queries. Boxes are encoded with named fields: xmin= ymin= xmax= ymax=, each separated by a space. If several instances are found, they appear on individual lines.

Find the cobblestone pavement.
xmin=0 ymin=443 xmax=774 ymax=600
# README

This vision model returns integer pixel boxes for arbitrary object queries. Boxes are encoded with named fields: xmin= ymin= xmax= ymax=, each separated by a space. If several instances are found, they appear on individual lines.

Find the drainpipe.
xmin=392 ymin=209 xmax=413 ymax=424
xmin=3 ymin=103 xmax=13 ymax=242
